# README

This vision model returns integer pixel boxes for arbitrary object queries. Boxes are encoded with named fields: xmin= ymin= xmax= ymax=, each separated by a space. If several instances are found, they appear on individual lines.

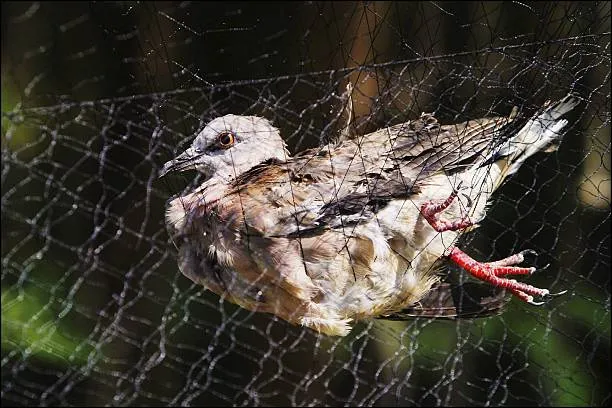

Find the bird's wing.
xmin=226 ymin=113 xmax=514 ymax=237
xmin=378 ymin=281 xmax=509 ymax=319
xmin=374 ymin=113 xmax=516 ymax=177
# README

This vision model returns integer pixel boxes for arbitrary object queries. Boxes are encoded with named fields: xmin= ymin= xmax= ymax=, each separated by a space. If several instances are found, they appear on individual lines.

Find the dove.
xmin=159 ymin=94 xmax=579 ymax=336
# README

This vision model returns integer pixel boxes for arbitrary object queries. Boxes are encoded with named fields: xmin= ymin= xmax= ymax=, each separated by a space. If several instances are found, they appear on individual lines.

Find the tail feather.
xmin=492 ymin=93 xmax=580 ymax=190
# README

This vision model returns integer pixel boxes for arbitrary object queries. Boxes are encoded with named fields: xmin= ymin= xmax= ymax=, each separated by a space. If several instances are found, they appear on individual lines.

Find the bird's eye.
xmin=216 ymin=131 xmax=235 ymax=148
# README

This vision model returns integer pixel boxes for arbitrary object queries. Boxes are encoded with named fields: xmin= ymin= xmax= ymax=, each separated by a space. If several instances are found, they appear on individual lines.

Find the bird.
xmin=159 ymin=94 xmax=579 ymax=336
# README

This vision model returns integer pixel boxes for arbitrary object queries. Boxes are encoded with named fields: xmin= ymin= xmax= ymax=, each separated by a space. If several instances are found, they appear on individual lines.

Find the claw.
xmin=519 ymin=249 xmax=538 ymax=258
xmin=527 ymin=298 xmax=546 ymax=306
xmin=547 ymin=290 xmax=567 ymax=297
xmin=526 ymin=288 xmax=567 ymax=305
xmin=538 ymin=263 xmax=551 ymax=273
xmin=526 ymin=289 xmax=566 ymax=305
xmin=461 ymin=192 xmax=473 ymax=208
xmin=454 ymin=180 xmax=464 ymax=192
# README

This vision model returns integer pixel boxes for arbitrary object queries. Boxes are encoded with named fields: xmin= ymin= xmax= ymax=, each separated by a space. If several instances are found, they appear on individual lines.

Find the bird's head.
xmin=159 ymin=114 xmax=289 ymax=182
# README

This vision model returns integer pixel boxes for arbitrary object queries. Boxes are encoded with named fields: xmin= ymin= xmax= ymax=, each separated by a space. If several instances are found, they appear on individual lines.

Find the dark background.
xmin=2 ymin=2 xmax=610 ymax=406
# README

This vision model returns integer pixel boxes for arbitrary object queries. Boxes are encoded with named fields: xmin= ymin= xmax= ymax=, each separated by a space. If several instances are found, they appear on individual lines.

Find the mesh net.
xmin=2 ymin=2 xmax=610 ymax=406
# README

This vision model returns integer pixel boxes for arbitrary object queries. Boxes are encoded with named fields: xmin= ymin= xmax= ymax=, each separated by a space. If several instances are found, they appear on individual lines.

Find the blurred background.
xmin=1 ymin=2 xmax=610 ymax=406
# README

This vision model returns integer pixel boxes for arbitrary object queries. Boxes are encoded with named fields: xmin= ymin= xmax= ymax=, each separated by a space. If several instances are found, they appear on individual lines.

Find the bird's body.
xmin=161 ymin=95 xmax=579 ymax=336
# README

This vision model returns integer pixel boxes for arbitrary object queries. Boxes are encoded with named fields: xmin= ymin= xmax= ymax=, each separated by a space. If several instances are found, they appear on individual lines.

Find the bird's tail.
xmin=488 ymin=93 xmax=580 ymax=191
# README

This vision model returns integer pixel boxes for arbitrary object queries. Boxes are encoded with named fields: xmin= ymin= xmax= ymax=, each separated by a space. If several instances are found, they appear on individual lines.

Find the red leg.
xmin=448 ymin=247 xmax=552 ymax=305
xmin=422 ymin=188 xmax=564 ymax=305
xmin=508 ymin=288 xmax=544 ymax=305
xmin=420 ymin=189 xmax=472 ymax=232
xmin=487 ymin=264 xmax=535 ymax=277
xmin=487 ymin=249 xmax=536 ymax=267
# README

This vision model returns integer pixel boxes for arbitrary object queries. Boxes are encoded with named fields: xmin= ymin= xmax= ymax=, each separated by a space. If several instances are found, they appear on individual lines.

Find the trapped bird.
xmin=160 ymin=94 xmax=579 ymax=336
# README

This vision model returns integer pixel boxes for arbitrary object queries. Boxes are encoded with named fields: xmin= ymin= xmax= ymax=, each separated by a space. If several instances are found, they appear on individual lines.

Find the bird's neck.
xmin=166 ymin=177 xmax=228 ymax=235
xmin=193 ymin=176 xmax=231 ymax=202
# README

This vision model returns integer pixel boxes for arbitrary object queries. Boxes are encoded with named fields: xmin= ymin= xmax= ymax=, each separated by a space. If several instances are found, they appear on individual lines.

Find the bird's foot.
xmin=420 ymin=185 xmax=472 ymax=232
xmin=448 ymin=246 xmax=564 ymax=305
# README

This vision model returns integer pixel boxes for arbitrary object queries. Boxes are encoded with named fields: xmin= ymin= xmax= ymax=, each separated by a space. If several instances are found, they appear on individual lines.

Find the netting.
xmin=1 ymin=1 xmax=610 ymax=406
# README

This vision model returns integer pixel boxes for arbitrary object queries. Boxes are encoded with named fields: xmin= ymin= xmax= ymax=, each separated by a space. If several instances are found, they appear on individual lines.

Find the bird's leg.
xmin=448 ymin=247 xmax=556 ymax=305
xmin=420 ymin=189 xmax=473 ymax=232
xmin=421 ymin=189 xmax=561 ymax=305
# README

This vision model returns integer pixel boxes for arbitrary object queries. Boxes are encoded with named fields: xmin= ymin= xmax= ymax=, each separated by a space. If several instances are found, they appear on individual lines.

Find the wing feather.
xmin=227 ymin=113 xmax=515 ymax=237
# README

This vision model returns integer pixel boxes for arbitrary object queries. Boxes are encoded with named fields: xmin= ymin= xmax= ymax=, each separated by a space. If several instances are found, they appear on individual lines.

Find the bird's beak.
xmin=158 ymin=148 xmax=201 ymax=178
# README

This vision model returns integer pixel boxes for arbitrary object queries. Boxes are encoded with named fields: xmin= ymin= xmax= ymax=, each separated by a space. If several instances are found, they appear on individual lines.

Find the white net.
xmin=2 ymin=2 xmax=610 ymax=406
